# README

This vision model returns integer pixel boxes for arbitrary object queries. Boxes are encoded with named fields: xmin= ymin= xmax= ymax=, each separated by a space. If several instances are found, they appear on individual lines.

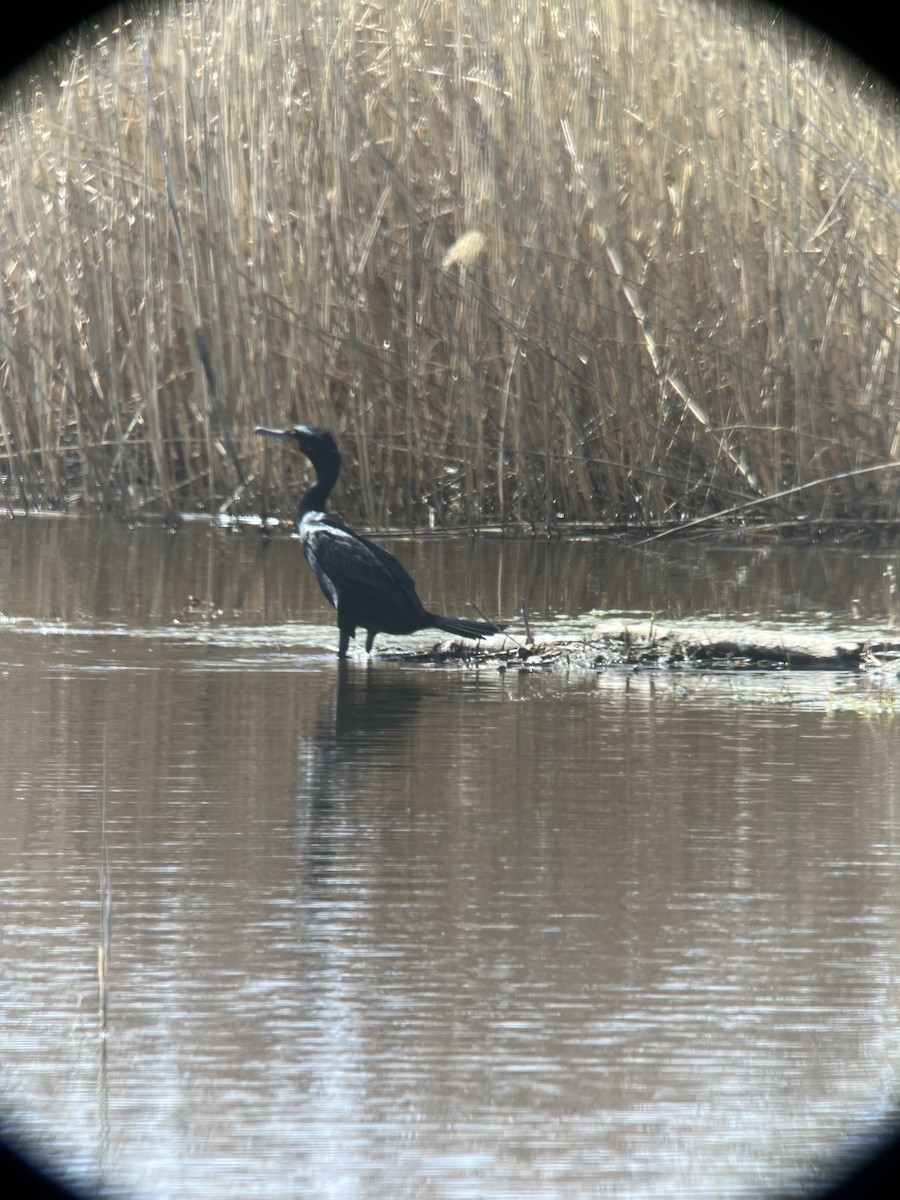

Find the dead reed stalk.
xmin=99 ymin=725 xmax=111 ymax=1030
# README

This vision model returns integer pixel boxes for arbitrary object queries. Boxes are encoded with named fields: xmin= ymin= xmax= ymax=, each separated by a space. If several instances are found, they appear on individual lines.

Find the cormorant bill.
xmin=255 ymin=424 xmax=504 ymax=659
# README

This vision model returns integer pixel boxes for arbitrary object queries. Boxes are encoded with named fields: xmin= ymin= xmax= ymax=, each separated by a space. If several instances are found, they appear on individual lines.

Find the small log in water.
xmin=587 ymin=620 xmax=894 ymax=670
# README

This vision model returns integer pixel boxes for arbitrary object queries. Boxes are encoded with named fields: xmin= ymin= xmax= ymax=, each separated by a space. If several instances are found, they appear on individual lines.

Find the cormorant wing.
xmin=301 ymin=514 xmax=421 ymax=609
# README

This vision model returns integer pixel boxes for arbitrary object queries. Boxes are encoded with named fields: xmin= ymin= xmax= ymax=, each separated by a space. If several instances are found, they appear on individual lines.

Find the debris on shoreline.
xmin=387 ymin=620 xmax=900 ymax=672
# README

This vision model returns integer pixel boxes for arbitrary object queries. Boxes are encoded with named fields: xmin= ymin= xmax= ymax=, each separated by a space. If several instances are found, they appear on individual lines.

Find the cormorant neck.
xmin=298 ymin=447 xmax=340 ymax=518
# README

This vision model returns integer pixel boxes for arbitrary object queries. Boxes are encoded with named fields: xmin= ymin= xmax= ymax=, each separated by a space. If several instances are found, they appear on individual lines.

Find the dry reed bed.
xmin=1 ymin=0 xmax=899 ymax=528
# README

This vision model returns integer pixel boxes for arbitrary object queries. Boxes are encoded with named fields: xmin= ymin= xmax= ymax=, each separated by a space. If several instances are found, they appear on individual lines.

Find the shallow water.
xmin=2 ymin=518 xmax=900 ymax=1198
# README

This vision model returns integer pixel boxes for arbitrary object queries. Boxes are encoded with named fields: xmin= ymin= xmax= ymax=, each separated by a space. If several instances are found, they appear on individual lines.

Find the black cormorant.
xmin=256 ymin=424 xmax=503 ymax=658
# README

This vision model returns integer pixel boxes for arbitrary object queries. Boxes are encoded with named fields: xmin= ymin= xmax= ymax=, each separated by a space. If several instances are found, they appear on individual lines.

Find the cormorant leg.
xmin=338 ymin=628 xmax=350 ymax=658
xmin=365 ymin=629 xmax=377 ymax=654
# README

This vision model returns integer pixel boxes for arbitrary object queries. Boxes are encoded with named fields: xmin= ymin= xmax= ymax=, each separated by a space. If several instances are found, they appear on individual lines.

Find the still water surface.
xmin=2 ymin=519 xmax=900 ymax=1198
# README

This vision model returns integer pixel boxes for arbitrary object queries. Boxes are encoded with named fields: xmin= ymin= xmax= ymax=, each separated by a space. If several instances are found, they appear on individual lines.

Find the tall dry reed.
xmin=1 ymin=0 xmax=899 ymax=529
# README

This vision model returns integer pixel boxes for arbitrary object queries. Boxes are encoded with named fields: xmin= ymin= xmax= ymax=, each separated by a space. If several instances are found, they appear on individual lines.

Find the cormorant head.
xmin=255 ymin=424 xmax=340 ymax=474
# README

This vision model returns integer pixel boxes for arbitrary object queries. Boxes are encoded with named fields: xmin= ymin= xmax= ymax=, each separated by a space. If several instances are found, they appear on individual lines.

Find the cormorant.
xmin=255 ymin=424 xmax=503 ymax=658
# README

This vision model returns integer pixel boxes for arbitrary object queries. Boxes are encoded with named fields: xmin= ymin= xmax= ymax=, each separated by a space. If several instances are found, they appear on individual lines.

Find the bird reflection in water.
xmin=293 ymin=664 xmax=434 ymax=876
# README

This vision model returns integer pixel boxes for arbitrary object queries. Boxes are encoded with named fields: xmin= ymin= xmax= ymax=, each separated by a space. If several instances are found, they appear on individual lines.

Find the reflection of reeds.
xmin=1 ymin=1 xmax=899 ymax=529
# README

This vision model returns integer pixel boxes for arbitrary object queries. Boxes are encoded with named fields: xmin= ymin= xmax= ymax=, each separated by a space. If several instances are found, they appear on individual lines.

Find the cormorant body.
xmin=256 ymin=424 xmax=503 ymax=658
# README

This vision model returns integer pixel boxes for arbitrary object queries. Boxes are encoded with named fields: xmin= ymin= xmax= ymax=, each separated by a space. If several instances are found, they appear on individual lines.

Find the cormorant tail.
xmin=428 ymin=614 xmax=504 ymax=641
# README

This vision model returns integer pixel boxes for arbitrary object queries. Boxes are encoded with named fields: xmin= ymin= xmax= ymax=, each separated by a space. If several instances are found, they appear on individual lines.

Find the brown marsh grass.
xmin=1 ymin=0 xmax=899 ymax=530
